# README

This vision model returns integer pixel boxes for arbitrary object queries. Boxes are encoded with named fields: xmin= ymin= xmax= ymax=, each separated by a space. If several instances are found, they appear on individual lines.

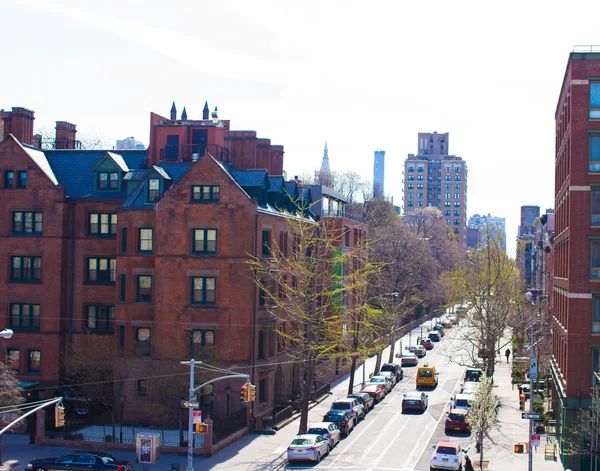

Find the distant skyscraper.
xmin=403 ymin=132 xmax=468 ymax=245
xmin=116 ymin=136 xmax=145 ymax=150
xmin=373 ymin=150 xmax=385 ymax=198
xmin=317 ymin=141 xmax=332 ymax=186
xmin=467 ymin=213 xmax=507 ymax=251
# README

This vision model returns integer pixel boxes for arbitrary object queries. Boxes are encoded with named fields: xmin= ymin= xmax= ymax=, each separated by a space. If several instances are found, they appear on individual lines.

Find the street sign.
xmin=182 ymin=400 xmax=199 ymax=409
xmin=193 ymin=410 xmax=202 ymax=424
xmin=531 ymin=434 xmax=541 ymax=447
xmin=530 ymin=357 xmax=538 ymax=380
xmin=522 ymin=412 xmax=541 ymax=420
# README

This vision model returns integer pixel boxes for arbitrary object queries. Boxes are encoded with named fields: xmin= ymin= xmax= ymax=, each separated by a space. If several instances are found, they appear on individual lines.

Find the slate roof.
xmin=44 ymin=149 xmax=147 ymax=198
xmin=268 ymin=176 xmax=284 ymax=193
xmin=20 ymin=142 xmax=59 ymax=185
xmin=230 ymin=169 xmax=269 ymax=188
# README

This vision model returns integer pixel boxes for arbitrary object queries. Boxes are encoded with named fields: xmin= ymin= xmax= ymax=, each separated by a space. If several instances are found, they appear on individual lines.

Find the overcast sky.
xmin=4 ymin=0 xmax=600 ymax=255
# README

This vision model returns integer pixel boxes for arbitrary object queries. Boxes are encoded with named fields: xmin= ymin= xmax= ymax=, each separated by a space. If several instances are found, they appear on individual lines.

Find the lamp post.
xmin=225 ymin=386 xmax=231 ymax=416
xmin=118 ymin=394 xmax=126 ymax=444
xmin=209 ymin=391 xmax=216 ymax=419
xmin=0 ymin=329 xmax=13 ymax=339
xmin=525 ymin=291 xmax=536 ymax=471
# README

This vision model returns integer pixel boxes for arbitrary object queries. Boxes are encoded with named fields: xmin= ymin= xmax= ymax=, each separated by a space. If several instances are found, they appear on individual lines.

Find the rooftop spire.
xmin=170 ymin=101 xmax=177 ymax=120
xmin=181 ymin=106 xmax=187 ymax=120
xmin=203 ymin=101 xmax=209 ymax=120
xmin=318 ymin=141 xmax=331 ymax=186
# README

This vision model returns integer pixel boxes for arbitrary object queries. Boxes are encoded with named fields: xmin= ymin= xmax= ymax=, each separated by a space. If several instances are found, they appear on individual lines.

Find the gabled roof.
xmin=151 ymin=165 xmax=172 ymax=180
xmin=17 ymin=140 xmax=59 ymax=185
xmin=230 ymin=169 xmax=269 ymax=188
xmin=267 ymin=176 xmax=284 ymax=193
xmin=90 ymin=151 xmax=130 ymax=173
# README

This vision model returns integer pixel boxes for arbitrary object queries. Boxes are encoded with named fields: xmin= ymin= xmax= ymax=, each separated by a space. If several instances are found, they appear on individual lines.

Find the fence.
xmin=46 ymin=424 xmax=204 ymax=448
xmin=313 ymin=383 xmax=330 ymax=400
xmin=212 ymin=408 xmax=247 ymax=445
xmin=274 ymin=406 xmax=293 ymax=426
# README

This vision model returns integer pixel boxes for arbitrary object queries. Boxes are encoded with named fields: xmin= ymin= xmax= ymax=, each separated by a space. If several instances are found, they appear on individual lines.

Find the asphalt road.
xmin=285 ymin=325 xmax=470 ymax=471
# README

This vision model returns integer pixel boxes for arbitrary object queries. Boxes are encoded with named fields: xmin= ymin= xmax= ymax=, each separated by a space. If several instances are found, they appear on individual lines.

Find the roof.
xmin=404 ymin=391 xmax=423 ymax=398
xmin=106 ymin=151 xmax=129 ymax=172
xmin=437 ymin=441 xmax=459 ymax=447
xmin=18 ymin=141 xmax=59 ymax=185
xmin=44 ymin=149 xmax=147 ymax=198
xmin=268 ymin=175 xmax=284 ymax=193
xmin=230 ymin=169 xmax=269 ymax=188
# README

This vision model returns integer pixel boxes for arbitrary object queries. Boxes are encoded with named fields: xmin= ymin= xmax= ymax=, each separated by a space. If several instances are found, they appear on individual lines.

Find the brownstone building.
xmin=0 ymin=103 xmax=365 ymax=430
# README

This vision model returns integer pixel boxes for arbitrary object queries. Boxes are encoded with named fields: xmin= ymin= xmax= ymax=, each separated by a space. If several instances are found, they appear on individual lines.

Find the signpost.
xmin=531 ymin=434 xmax=541 ymax=447
xmin=182 ymin=401 xmax=199 ymax=409
xmin=192 ymin=410 xmax=202 ymax=424
xmin=522 ymin=412 xmax=541 ymax=421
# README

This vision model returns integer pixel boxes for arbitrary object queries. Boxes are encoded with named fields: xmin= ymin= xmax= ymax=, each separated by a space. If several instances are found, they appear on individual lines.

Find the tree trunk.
xmin=298 ymin=359 xmax=316 ymax=435
xmin=348 ymin=356 xmax=358 ymax=395
xmin=388 ymin=331 xmax=396 ymax=363
xmin=479 ymin=431 xmax=484 ymax=470
xmin=373 ymin=351 xmax=382 ymax=376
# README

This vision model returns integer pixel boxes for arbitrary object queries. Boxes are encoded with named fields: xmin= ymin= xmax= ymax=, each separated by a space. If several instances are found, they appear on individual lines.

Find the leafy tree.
xmin=0 ymin=357 xmax=25 ymax=464
xmin=465 ymin=374 xmax=499 ymax=470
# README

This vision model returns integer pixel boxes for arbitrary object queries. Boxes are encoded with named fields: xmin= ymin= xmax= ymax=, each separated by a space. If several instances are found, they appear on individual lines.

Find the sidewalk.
xmin=478 ymin=358 xmax=564 ymax=471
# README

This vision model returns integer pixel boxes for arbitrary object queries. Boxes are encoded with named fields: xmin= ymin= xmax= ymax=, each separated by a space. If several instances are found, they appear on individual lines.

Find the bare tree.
xmin=35 ymin=127 xmax=110 ymax=150
xmin=329 ymin=171 xmax=369 ymax=203
xmin=0 ymin=357 xmax=25 ymax=464
xmin=465 ymin=374 xmax=498 ymax=469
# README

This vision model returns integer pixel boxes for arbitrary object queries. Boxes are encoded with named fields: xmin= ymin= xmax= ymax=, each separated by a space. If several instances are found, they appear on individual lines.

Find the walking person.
xmin=464 ymin=455 xmax=474 ymax=471
xmin=505 ymin=348 xmax=511 ymax=363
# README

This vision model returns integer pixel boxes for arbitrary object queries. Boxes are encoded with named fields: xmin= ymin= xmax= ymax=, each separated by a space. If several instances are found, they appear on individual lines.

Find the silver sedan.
xmin=287 ymin=434 xmax=330 ymax=462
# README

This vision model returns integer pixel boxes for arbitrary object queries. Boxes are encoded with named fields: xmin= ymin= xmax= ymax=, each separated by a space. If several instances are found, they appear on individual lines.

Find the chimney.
xmin=170 ymin=101 xmax=177 ymax=120
xmin=55 ymin=121 xmax=78 ymax=149
xmin=203 ymin=101 xmax=209 ymax=120
xmin=2 ymin=107 xmax=35 ymax=144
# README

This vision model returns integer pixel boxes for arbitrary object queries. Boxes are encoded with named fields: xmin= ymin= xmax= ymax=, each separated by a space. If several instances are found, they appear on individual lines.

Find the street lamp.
xmin=209 ymin=391 xmax=216 ymax=419
xmin=224 ymin=386 xmax=231 ymax=416
xmin=119 ymin=394 xmax=126 ymax=443
xmin=0 ymin=329 xmax=13 ymax=339
xmin=525 ymin=291 xmax=536 ymax=471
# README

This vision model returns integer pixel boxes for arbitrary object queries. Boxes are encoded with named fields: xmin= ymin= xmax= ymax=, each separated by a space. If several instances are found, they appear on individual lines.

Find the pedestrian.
xmin=505 ymin=348 xmax=511 ymax=363
xmin=464 ymin=455 xmax=475 ymax=471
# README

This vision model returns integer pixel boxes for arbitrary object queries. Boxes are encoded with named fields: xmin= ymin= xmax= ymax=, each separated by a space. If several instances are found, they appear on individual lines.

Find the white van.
xmin=452 ymin=393 xmax=473 ymax=410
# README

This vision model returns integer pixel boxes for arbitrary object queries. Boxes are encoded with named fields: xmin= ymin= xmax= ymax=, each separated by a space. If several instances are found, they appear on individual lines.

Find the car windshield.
xmin=331 ymin=403 xmax=350 ymax=410
xmin=292 ymin=438 xmax=314 ymax=445
xmin=455 ymin=399 xmax=470 ymax=408
xmin=307 ymin=428 xmax=327 ymax=434
xmin=325 ymin=415 xmax=342 ymax=421
xmin=101 ymin=457 xmax=115 ymax=464
xmin=437 ymin=446 xmax=457 ymax=454
xmin=419 ymin=370 xmax=433 ymax=377
xmin=449 ymin=413 xmax=465 ymax=421
xmin=370 ymin=377 xmax=384 ymax=382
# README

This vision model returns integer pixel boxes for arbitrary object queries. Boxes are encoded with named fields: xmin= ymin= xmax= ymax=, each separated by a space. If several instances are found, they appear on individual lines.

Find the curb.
xmin=273 ymin=392 xmax=333 ymax=431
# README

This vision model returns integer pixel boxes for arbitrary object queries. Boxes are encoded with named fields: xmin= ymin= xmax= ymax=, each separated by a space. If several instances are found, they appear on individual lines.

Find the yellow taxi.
xmin=416 ymin=364 xmax=439 ymax=389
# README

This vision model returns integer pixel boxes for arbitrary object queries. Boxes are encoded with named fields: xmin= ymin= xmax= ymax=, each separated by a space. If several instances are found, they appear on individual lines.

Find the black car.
xmin=348 ymin=392 xmax=375 ymax=412
xmin=26 ymin=451 xmax=135 ymax=471
xmin=380 ymin=362 xmax=404 ymax=382
xmin=322 ymin=410 xmax=354 ymax=436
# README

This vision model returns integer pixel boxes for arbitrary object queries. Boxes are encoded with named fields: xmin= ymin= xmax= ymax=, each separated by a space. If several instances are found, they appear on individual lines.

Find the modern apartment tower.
xmin=551 ymin=50 xmax=600 ymax=470
xmin=403 ymin=132 xmax=468 ymax=245
xmin=373 ymin=150 xmax=385 ymax=198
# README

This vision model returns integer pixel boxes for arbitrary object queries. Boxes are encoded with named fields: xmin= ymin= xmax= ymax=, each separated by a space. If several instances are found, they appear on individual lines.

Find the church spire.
xmin=318 ymin=141 xmax=331 ymax=186
xmin=170 ymin=101 xmax=177 ymax=120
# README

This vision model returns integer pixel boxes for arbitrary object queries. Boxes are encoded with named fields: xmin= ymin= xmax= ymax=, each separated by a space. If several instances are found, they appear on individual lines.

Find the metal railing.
xmin=274 ymin=406 xmax=293 ymax=426
xmin=160 ymin=144 xmax=229 ymax=163
xmin=573 ymin=45 xmax=600 ymax=53
xmin=212 ymin=408 xmax=247 ymax=445
xmin=313 ymin=382 xmax=330 ymax=399
xmin=320 ymin=208 xmax=364 ymax=223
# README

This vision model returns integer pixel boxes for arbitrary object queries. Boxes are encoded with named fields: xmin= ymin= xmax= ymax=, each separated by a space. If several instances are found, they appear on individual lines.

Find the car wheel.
xmin=316 ymin=452 xmax=321 ymax=463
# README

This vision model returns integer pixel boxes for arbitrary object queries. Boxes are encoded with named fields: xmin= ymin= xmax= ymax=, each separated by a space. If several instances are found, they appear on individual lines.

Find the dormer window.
xmin=99 ymin=172 xmax=120 ymax=190
xmin=148 ymin=179 xmax=160 ymax=202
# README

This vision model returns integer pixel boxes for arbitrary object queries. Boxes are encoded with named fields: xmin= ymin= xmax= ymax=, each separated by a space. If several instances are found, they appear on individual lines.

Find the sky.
xmin=4 ymin=0 xmax=600 ymax=255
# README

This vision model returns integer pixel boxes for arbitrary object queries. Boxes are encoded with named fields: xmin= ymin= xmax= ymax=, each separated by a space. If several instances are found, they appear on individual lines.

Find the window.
xmin=428 ymin=176 xmax=433 ymax=182
xmin=138 ymin=228 xmax=153 ymax=252
xmin=193 ymin=229 xmax=217 ymax=254
xmin=148 ymin=178 xmax=160 ymax=201
xmin=190 ymin=329 xmax=215 ymax=358
xmin=417 ymin=184 xmax=424 ymax=190
xmin=590 ymin=136 xmax=600 ymax=172
xmin=407 ymin=166 xmax=414 ymax=172
xmin=592 ymin=241 xmax=600 ymax=279
xmin=258 ymin=331 xmax=265 ymax=359
xmin=591 ymin=82 xmax=600 ymax=118
xmin=454 ymin=210 xmax=460 ymax=216
xmin=445 ymin=184 xmax=450 ymax=190
xmin=454 ymin=220 xmax=460 ymax=225
xmin=191 ymin=185 xmax=220 ymax=202
xmin=417 ymin=193 xmax=423 ymax=199
xmin=12 ymin=211 xmax=43 ymax=234
xmin=86 ymin=305 xmax=115 ymax=333
xmin=417 ymin=201 xmax=423 ymax=207
xmin=454 ymin=193 xmax=460 ymax=199
xmin=444 ymin=202 xmax=450 ymax=207
xmin=454 ymin=228 xmax=460 ymax=234
xmin=137 ymin=380 xmax=147 ymax=397
xmin=98 ymin=172 xmax=119 ymax=190
xmin=454 ymin=175 xmax=460 ymax=181
xmin=191 ymin=277 xmax=216 ymax=304
xmin=407 ymin=193 xmax=414 ymax=198
xmin=10 ymin=256 xmax=42 ymax=282
xmin=417 ymin=166 xmax=424 ymax=172
xmin=120 ymin=274 xmax=126 ymax=302
xmin=445 ymin=175 xmax=451 ymax=181
xmin=262 ymin=231 xmax=271 ymax=257
xmin=407 ymin=184 xmax=414 ymax=190
xmin=5 ymin=171 xmax=14 ymax=188
xmin=259 ymin=378 xmax=266 ymax=403
xmin=454 ymin=184 xmax=460 ymax=190
xmin=454 ymin=167 xmax=461 ymax=173
xmin=417 ymin=175 xmax=423 ymax=181
xmin=121 ymin=228 xmax=127 ymax=253
xmin=407 ymin=201 xmax=414 ymax=207
xmin=454 ymin=202 xmax=461 ymax=207
xmin=27 ymin=350 xmax=41 ymax=373
xmin=17 ymin=171 xmax=26 ymax=188
xmin=444 ymin=210 xmax=450 ymax=216
xmin=136 ymin=328 xmax=151 ymax=356
xmin=10 ymin=304 xmax=40 ymax=331
xmin=593 ymin=189 xmax=600 ymax=225
xmin=444 ymin=193 xmax=450 ymax=199
xmin=119 ymin=325 xmax=125 ymax=350
xmin=136 ymin=275 xmax=152 ymax=302
xmin=7 ymin=350 xmax=19 ymax=372
xmin=279 ymin=232 xmax=289 ymax=256
xmin=594 ymin=296 xmax=600 ymax=333
xmin=88 ymin=213 xmax=117 ymax=236
xmin=86 ymin=258 xmax=116 ymax=284
xmin=407 ymin=175 xmax=414 ymax=181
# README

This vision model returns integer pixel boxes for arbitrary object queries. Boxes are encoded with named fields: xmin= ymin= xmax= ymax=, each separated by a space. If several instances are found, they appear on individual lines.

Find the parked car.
xmin=376 ymin=370 xmax=397 ymax=387
xmin=441 ymin=318 xmax=452 ymax=328
xmin=420 ymin=338 xmax=434 ymax=350
xmin=306 ymin=422 xmax=342 ymax=448
xmin=445 ymin=408 xmax=471 ymax=433
xmin=464 ymin=367 xmax=483 ymax=382
xmin=330 ymin=397 xmax=365 ymax=420
xmin=322 ymin=411 xmax=354 ymax=436
xmin=26 ymin=452 xmax=135 ymax=471
xmin=402 ymin=391 xmax=429 ymax=413
xmin=409 ymin=344 xmax=427 ymax=358
xmin=380 ymin=362 xmax=404 ymax=381
xmin=360 ymin=383 xmax=386 ymax=403
xmin=452 ymin=393 xmax=473 ymax=411
xmin=416 ymin=364 xmax=438 ymax=389
xmin=348 ymin=392 xmax=375 ymax=412
xmin=432 ymin=325 xmax=446 ymax=336
xmin=447 ymin=315 xmax=459 ymax=325
xmin=430 ymin=441 xmax=466 ymax=471
xmin=460 ymin=382 xmax=480 ymax=395
xmin=399 ymin=353 xmax=419 ymax=367
xmin=428 ymin=331 xmax=441 ymax=342
xmin=287 ymin=434 xmax=330 ymax=463
xmin=370 ymin=375 xmax=393 ymax=393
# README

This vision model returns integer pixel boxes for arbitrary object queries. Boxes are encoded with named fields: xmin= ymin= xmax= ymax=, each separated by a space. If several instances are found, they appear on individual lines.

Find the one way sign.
xmin=522 ymin=412 xmax=541 ymax=420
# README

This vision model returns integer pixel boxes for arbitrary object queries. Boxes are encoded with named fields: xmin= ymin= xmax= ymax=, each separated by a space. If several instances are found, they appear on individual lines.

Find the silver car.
xmin=306 ymin=422 xmax=342 ymax=448
xmin=369 ymin=375 xmax=393 ymax=393
xmin=287 ymin=434 xmax=330 ymax=462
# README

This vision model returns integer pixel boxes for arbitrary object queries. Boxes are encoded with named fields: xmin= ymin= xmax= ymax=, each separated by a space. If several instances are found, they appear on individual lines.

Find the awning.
xmin=16 ymin=381 xmax=41 ymax=388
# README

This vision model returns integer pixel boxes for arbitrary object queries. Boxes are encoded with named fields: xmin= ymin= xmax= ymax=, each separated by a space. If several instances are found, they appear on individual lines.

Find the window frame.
xmin=590 ymin=135 xmax=600 ymax=172
xmin=138 ymin=228 xmax=153 ymax=253
xmin=192 ymin=228 xmax=217 ymax=254
xmin=12 ymin=211 xmax=43 ymax=234
xmin=88 ymin=213 xmax=117 ymax=236
xmin=136 ymin=275 xmax=153 ymax=303
xmin=190 ymin=329 xmax=216 ymax=358
xmin=5 ymin=170 xmax=14 ymax=188
xmin=135 ymin=327 xmax=151 ymax=356
xmin=147 ymin=178 xmax=160 ymax=202
xmin=85 ymin=304 xmax=115 ymax=333
xmin=98 ymin=171 xmax=120 ymax=190
xmin=27 ymin=350 xmax=41 ymax=373
xmin=592 ymin=241 xmax=600 ymax=280
xmin=593 ymin=295 xmax=600 ymax=333
xmin=9 ymin=303 xmax=40 ymax=331
xmin=137 ymin=379 xmax=147 ymax=397
xmin=7 ymin=349 xmax=20 ymax=372
xmin=10 ymin=256 xmax=42 ymax=282
xmin=191 ymin=276 xmax=216 ymax=304
xmin=591 ymin=82 xmax=600 ymax=119
xmin=86 ymin=257 xmax=116 ymax=285
xmin=17 ymin=171 xmax=26 ymax=188
xmin=191 ymin=185 xmax=220 ymax=202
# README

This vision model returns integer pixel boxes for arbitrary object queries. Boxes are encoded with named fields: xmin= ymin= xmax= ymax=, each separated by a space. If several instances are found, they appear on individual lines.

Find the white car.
xmin=306 ymin=422 xmax=342 ymax=448
xmin=369 ymin=375 xmax=393 ymax=393
xmin=330 ymin=397 xmax=366 ymax=420
xmin=287 ymin=434 xmax=330 ymax=462
xmin=430 ymin=441 xmax=465 ymax=470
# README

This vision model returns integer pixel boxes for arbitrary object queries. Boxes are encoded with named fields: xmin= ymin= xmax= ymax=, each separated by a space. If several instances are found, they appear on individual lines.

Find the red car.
xmin=445 ymin=408 xmax=471 ymax=433
xmin=360 ymin=383 xmax=386 ymax=403
xmin=420 ymin=338 xmax=434 ymax=350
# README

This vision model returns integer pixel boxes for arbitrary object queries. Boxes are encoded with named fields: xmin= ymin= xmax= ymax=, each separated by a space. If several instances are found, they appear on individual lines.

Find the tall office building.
xmin=373 ymin=150 xmax=385 ymax=198
xmin=403 ymin=132 xmax=468 ymax=245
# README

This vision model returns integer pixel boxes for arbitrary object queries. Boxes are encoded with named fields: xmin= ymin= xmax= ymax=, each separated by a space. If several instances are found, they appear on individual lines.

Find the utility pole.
xmin=525 ymin=291 xmax=536 ymax=471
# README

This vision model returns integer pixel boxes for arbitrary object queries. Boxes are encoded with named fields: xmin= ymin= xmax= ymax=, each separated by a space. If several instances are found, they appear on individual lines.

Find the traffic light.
xmin=514 ymin=443 xmax=524 ymax=453
xmin=249 ymin=384 xmax=257 ymax=402
xmin=519 ymin=394 xmax=525 ymax=411
xmin=241 ymin=383 xmax=249 ymax=402
xmin=55 ymin=404 xmax=65 ymax=427
xmin=194 ymin=422 xmax=208 ymax=434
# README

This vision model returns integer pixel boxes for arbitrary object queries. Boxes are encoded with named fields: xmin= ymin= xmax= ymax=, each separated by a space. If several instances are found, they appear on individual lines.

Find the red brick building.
xmin=0 ymin=103 xmax=366 ymax=430
xmin=552 ymin=50 xmax=600 ymax=469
